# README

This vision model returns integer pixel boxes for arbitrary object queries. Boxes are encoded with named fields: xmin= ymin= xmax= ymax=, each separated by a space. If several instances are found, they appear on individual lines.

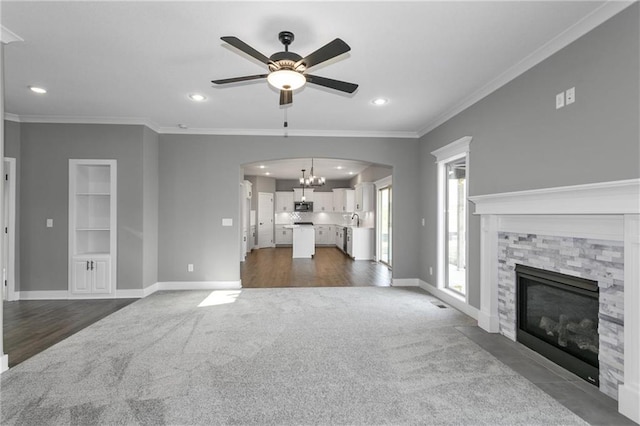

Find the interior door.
xmin=258 ymin=192 xmax=274 ymax=248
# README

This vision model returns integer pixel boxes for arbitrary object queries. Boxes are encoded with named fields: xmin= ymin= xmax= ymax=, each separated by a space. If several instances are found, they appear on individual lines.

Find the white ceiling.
xmin=1 ymin=1 xmax=628 ymax=138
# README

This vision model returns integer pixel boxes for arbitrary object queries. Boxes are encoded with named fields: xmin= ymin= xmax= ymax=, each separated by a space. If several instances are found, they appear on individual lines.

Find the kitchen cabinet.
xmin=275 ymin=225 xmax=293 ymax=245
xmin=293 ymin=188 xmax=314 ymax=202
xmin=336 ymin=226 xmax=345 ymax=251
xmin=275 ymin=191 xmax=294 ymax=212
xmin=314 ymin=225 xmax=331 ymax=245
xmin=69 ymin=159 xmax=117 ymax=298
xmin=347 ymin=227 xmax=375 ymax=260
xmin=313 ymin=192 xmax=333 ymax=212
xmin=332 ymin=188 xmax=355 ymax=212
xmin=354 ymin=182 xmax=375 ymax=212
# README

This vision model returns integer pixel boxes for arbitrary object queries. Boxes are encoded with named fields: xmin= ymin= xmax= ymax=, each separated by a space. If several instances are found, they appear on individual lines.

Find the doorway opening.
xmin=239 ymin=158 xmax=393 ymax=287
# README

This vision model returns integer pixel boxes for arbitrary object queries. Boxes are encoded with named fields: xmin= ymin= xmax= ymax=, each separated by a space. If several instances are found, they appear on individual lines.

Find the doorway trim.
xmin=374 ymin=175 xmax=392 ymax=265
xmin=3 ymin=158 xmax=16 ymax=301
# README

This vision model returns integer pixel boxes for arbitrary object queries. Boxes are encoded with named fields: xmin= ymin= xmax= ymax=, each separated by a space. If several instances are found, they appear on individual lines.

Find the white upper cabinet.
xmin=313 ymin=192 xmax=333 ymax=212
xmin=293 ymin=188 xmax=314 ymax=202
xmin=275 ymin=191 xmax=294 ymax=212
xmin=355 ymin=182 xmax=375 ymax=212
xmin=332 ymin=188 xmax=355 ymax=212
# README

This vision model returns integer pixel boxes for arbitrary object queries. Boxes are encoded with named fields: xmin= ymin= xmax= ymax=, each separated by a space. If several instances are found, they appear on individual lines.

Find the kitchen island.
xmin=285 ymin=223 xmax=316 ymax=258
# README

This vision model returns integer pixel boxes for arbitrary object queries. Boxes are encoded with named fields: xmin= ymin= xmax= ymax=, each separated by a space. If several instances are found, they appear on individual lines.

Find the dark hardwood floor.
xmin=3 ymin=298 xmax=136 ymax=367
xmin=241 ymin=246 xmax=392 ymax=287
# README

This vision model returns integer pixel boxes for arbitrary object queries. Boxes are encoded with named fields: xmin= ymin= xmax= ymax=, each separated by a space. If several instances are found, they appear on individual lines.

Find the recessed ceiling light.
xmin=265 ymin=172 xmax=271 ymax=176
xmin=372 ymin=98 xmax=388 ymax=106
xmin=348 ymin=171 xmax=354 ymax=175
xmin=336 ymin=166 xmax=343 ymax=170
xmin=189 ymin=93 xmax=206 ymax=102
xmin=29 ymin=86 xmax=47 ymax=94
xmin=259 ymin=165 xmax=266 ymax=169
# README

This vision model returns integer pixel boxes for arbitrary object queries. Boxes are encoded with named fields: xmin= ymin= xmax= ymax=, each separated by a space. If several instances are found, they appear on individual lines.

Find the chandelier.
xmin=299 ymin=158 xmax=325 ymax=187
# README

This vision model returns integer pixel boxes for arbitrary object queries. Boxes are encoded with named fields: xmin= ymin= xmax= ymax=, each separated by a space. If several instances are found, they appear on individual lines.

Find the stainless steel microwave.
xmin=294 ymin=201 xmax=313 ymax=212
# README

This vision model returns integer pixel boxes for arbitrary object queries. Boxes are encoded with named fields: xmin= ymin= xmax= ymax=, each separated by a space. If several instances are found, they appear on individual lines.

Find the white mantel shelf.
xmin=469 ymin=178 xmax=640 ymax=423
xmin=469 ymin=179 xmax=640 ymax=215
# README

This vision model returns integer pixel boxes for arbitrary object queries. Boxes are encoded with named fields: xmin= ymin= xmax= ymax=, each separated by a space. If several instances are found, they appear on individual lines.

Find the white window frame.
xmin=431 ymin=136 xmax=472 ymax=301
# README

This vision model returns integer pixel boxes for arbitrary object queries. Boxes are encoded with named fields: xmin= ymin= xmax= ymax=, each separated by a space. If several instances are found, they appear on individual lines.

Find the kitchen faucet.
xmin=351 ymin=213 xmax=360 ymax=227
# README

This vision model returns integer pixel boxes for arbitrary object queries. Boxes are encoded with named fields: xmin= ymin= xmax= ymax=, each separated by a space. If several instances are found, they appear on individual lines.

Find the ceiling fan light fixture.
xmin=29 ymin=86 xmax=47 ymax=94
xmin=188 ymin=93 xmax=206 ymax=102
xmin=267 ymin=69 xmax=306 ymax=91
xmin=372 ymin=98 xmax=388 ymax=106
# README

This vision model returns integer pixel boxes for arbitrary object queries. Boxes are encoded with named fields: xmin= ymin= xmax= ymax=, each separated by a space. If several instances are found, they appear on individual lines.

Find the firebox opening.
xmin=515 ymin=264 xmax=599 ymax=386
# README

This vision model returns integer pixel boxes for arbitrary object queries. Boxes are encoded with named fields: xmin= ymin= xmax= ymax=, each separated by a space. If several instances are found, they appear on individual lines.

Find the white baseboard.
xmin=19 ymin=290 xmax=68 ymax=300
xmin=619 ymin=384 xmax=640 ymax=424
xmin=391 ymin=278 xmax=420 ymax=287
xmin=0 ymin=354 xmax=8 ymax=374
xmin=115 ymin=289 xmax=146 ymax=298
xmin=478 ymin=311 xmax=501 ymax=333
xmin=418 ymin=279 xmax=479 ymax=320
xmin=157 ymin=281 xmax=242 ymax=291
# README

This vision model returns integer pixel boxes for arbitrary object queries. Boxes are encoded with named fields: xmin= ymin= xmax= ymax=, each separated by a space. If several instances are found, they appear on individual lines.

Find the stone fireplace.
xmin=469 ymin=179 xmax=639 ymax=424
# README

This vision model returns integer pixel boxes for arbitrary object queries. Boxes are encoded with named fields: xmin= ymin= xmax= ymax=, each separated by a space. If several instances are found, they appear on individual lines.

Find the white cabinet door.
xmin=314 ymin=192 xmax=333 ymax=212
xmin=344 ymin=189 xmax=355 ymax=212
xmin=332 ymin=188 xmax=355 ymax=212
xmin=284 ymin=228 xmax=293 ymax=244
xmin=355 ymin=183 xmax=374 ymax=212
xmin=92 ymin=258 xmax=111 ymax=293
xmin=275 ymin=192 xmax=294 ymax=212
xmin=346 ymin=228 xmax=353 ymax=256
xmin=72 ymin=259 xmax=92 ymax=293
xmin=293 ymin=188 xmax=314 ymax=202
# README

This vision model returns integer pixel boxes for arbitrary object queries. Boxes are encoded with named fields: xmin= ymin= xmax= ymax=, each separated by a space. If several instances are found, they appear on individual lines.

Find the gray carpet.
xmin=1 ymin=287 xmax=588 ymax=425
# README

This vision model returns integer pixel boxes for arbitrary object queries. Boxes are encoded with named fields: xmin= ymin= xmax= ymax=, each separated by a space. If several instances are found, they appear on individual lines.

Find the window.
xmin=432 ymin=136 xmax=471 ymax=298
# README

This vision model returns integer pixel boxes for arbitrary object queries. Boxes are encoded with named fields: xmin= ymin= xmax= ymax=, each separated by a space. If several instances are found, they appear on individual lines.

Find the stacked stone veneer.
xmin=497 ymin=232 xmax=624 ymax=400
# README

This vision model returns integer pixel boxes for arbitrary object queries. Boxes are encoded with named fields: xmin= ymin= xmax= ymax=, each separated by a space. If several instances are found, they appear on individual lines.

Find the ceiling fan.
xmin=212 ymin=31 xmax=358 ymax=106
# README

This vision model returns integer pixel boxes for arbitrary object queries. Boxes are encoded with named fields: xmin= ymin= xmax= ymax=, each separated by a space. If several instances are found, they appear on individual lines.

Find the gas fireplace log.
xmin=566 ymin=318 xmax=597 ymax=338
xmin=569 ymin=333 xmax=599 ymax=354
xmin=539 ymin=316 xmax=559 ymax=336
xmin=558 ymin=314 xmax=569 ymax=347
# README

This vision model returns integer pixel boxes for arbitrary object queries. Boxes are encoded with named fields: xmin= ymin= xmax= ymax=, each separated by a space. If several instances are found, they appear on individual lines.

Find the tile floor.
xmin=457 ymin=325 xmax=636 ymax=426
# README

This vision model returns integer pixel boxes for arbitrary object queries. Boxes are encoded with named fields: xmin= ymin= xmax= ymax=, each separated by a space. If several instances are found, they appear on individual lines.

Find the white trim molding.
xmin=19 ymin=290 xmax=69 ymax=300
xmin=159 ymin=281 xmax=242 ymax=291
xmin=469 ymin=179 xmax=640 ymax=215
xmin=1 ymin=26 xmax=23 ymax=44
xmin=391 ymin=278 xmax=419 ymax=287
xmin=619 ymin=214 xmax=640 ymax=424
xmin=0 ymin=354 xmax=8 ymax=374
xmin=419 ymin=279 xmax=480 ymax=320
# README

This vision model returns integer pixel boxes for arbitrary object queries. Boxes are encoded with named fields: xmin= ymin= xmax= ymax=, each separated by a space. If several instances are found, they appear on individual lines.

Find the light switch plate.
xmin=566 ymin=87 xmax=575 ymax=105
xmin=46 ymin=218 xmax=53 ymax=228
xmin=556 ymin=92 xmax=565 ymax=109
xmin=222 ymin=218 xmax=233 ymax=227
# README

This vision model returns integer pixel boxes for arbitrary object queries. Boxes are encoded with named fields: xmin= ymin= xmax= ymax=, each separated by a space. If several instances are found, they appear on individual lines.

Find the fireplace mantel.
xmin=469 ymin=178 xmax=639 ymax=423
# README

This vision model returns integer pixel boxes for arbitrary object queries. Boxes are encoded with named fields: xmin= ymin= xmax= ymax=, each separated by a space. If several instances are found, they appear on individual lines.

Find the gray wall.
xmin=19 ymin=123 xmax=148 ymax=291
xmin=275 ymin=179 xmax=352 ymax=192
xmin=142 ymin=127 xmax=159 ymax=289
xmin=418 ymin=4 xmax=640 ymax=309
xmin=350 ymin=165 xmax=392 ymax=187
xmin=4 ymin=120 xmax=20 ymax=290
xmin=158 ymin=135 xmax=419 ymax=282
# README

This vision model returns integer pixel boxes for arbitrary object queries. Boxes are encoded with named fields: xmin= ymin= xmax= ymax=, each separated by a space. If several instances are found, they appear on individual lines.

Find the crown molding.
xmin=1 ymin=26 xmax=23 ymax=44
xmin=157 ymin=126 xmax=418 ymax=139
xmin=417 ymin=0 xmax=635 ymax=138
xmin=4 ymin=114 xmax=161 ymax=132
xmin=2 ymin=113 xmax=417 ymax=139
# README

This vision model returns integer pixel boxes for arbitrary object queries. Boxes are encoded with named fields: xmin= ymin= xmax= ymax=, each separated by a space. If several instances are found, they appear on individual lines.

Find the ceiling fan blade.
xmin=221 ymin=36 xmax=272 ymax=65
xmin=280 ymin=89 xmax=293 ymax=105
xmin=305 ymin=75 xmax=358 ymax=93
xmin=211 ymin=74 xmax=268 ymax=84
xmin=295 ymin=38 xmax=351 ymax=69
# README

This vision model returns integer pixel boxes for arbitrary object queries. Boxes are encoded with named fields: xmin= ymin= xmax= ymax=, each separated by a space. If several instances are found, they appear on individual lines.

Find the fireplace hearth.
xmin=516 ymin=264 xmax=600 ymax=385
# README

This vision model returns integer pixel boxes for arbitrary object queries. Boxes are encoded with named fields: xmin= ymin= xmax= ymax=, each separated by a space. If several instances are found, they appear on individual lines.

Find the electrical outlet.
xmin=46 ymin=218 xmax=53 ymax=228
xmin=556 ymin=92 xmax=565 ymax=109
xmin=429 ymin=267 xmax=433 ymax=275
xmin=188 ymin=264 xmax=194 ymax=272
xmin=422 ymin=218 xmax=425 ymax=227
xmin=566 ymin=87 xmax=575 ymax=105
